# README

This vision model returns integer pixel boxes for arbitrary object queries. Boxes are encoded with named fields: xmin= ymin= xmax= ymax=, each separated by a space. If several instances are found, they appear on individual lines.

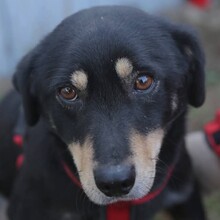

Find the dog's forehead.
xmin=49 ymin=6 xmax=172 ymax=64
xmin=61 ymin=27 xmax=169 ymax=81
xmin=40 ymin=7 xmax=184 ymax=94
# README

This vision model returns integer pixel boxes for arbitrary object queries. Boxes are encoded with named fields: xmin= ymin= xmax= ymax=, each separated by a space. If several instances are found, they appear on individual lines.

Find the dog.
xmin=0 ymin=6 xmax=206 ymax=220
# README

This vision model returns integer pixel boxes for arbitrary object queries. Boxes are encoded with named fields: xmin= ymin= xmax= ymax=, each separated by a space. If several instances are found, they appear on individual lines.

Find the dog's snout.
xmin=94 ymin=165 xmax=135 ymax=197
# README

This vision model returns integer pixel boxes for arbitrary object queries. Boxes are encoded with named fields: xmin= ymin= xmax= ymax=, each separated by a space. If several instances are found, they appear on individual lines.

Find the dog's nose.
xmin=94 ymin=165 xmax=135 ymax=197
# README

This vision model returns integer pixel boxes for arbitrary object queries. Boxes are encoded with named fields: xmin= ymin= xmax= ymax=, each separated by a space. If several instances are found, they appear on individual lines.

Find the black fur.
xmin=0 ymin=6 xmax=206 ymax=220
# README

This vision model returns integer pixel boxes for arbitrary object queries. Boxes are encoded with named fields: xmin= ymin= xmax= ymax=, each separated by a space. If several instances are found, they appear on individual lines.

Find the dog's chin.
xmin=82 ymin=178 xmax=155 ymax=205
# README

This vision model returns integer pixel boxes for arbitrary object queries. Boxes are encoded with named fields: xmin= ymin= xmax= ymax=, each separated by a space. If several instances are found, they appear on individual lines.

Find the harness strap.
xmin=107 ymin=203 xmax=130 ymax=220
xmin=13 ymin=134 xmax=23 ymax=148
xmin=61 ymin=161 xmax=82 ymax=188
xmin=13 ymin=134 xmax=24 ymax=169
xmin=204 ymin=109 xmax=220 ymax=157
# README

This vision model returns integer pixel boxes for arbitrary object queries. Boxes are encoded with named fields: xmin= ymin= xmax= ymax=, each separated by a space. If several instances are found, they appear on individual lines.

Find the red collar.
xmin=62 ymin=160 xmax=174 ymax=220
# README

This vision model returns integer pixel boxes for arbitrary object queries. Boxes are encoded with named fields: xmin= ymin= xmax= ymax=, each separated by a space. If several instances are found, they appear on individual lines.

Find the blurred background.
xmin=0 ymin=0 xmax=219 ymax=219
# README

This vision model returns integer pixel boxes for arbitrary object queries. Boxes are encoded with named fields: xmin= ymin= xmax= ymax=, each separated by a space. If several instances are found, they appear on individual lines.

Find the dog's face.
xmin=13 ymin=6 xmax=205 ymax=205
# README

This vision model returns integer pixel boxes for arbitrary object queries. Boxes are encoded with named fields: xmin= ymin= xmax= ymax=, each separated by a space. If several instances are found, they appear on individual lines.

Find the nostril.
xmin=101 ymin=183 xmax=111 ymax=193
xmin=94 ymin=164 xmax=135 ymax=197
xmin=121 ymin=174 xmax=135 ymax=192
xmin=122 ymin=182 xmax=129 ymax=188
xmin=121 ymin=180 xmax=132 ymax=189
xmin=97 ymin=182 xmax=114 ymax=197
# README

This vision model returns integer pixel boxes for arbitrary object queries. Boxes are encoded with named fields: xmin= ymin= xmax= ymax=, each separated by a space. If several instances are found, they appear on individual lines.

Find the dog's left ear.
xmin=171 ymin=26 xmax=205 ymax=107
xmin=13 ymin=49 xmax=40 ymax=126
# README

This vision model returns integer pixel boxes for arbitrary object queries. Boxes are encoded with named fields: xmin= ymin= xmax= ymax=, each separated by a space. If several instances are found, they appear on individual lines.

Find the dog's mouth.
xmin=68 ymin=129 xmax=164 ymax=205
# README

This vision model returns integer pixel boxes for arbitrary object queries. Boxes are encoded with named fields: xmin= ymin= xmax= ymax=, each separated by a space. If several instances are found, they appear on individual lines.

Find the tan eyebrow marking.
xmin=71 ymin=70 xmax=88 ymax=90
xmin=115 ymin=58 xmax=133 ymax=79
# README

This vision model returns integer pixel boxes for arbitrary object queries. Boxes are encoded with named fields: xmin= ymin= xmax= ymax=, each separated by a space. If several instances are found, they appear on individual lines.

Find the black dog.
xmin=0 ymin=6 xmax=206 ymax=220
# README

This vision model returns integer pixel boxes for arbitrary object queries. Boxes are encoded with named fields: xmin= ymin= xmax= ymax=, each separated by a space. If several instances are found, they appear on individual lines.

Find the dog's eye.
xmin=134 ymin=74 xmax=153 ymax=91
xmin=59 ymin=87 xmax=78 ymax=101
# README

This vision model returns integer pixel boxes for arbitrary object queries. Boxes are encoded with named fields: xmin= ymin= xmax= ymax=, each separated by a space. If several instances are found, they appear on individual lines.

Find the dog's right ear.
xmin=170 ymin=25 xmax=205 ymax=108
xmin=13 ymin=50 xmax=39 ymax=126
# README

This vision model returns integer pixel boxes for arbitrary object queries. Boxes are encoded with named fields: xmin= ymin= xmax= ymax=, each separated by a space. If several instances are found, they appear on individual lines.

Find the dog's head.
xmin=13 ymin=6 xmax=205 ymax=205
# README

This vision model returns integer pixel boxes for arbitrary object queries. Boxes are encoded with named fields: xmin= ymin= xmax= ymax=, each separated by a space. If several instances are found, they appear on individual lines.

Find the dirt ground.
xmin=0 ymin=3 xmax=219 ymax=220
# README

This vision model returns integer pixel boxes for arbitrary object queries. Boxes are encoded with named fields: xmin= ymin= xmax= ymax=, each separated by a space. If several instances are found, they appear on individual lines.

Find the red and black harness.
xmin=12 ymin=118 xmax=175 ymax=219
